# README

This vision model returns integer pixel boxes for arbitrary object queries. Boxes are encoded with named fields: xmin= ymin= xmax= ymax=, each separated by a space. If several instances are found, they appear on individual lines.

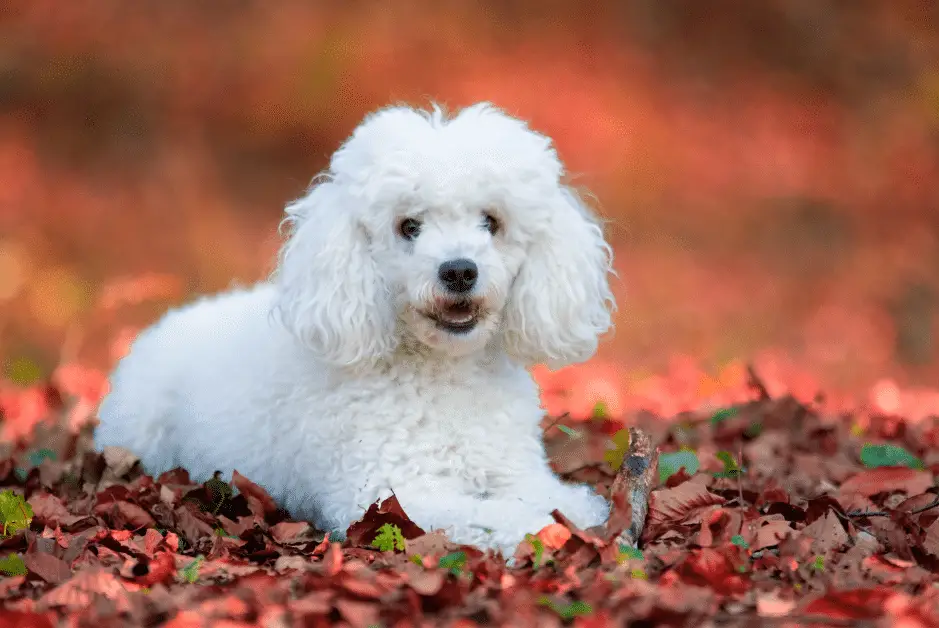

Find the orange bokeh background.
xmin=1 ymin=2 xmax=938 ymax=418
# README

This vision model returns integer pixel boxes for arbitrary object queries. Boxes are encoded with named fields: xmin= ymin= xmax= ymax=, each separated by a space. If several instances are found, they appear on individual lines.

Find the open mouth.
xmin=425 ymin=300 xmax=480 ymax=334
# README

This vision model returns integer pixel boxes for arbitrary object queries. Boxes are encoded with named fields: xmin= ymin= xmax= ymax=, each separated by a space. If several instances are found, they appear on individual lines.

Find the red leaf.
xmin=839 ymin=467 xmax=933 ymax=497
xmin=0 ymin=611 xmax=55 ymax=628
xmin=231 ymin=470 xmax=279 ymax=516
xmin=676 ymin=547 xmax=750 ymax=597
xmin=802 ymin=588 xmax=895 ymax=620
xmin=345 ymin=495 xmax=425 ymax=547
xmin=133 ymin=551 xmax=176 ymax=587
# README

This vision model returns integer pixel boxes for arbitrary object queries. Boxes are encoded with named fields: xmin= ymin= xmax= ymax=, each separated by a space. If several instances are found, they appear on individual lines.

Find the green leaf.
xmin=370 ymin=523 xmax=406 ymax=552
xmin=409 ymin=554 xmax=423 ymax=565
xmin=537 ymin=596 xmax=593 ymax=620
xmin=525 ymin=533 xmax=545 ymax=567
xmin=744 ymin=422 xmax=763 ymax=438
xmin=27 ymin=448 xmax=56 ymax=467
xmin=630 ymin=568 xmax=648 ymax=579
xmin=604 ymin=429 xmax=630 ymax=471
xmin=179 ymin=555 xmax=204 ymax=584
xmin=811 ymin=555 xmax=825 ymax=572
xmin=714 ymin=451 xmax=743 ymax=478
xmin=0 ymin=490 xmax=33 ymax=537
xmin=0 ymin=553 xmax=26 ymax=576
xmin=617 ymin=544 xmax=643 ymax=562
xmin=658 ymin=450 xmax=700 ymax=483
xmin=204 ymin=471 xmax=233 ymax=513
xmin=5 ymin=356 xmax=44 ymax=386
xmin=438 ymin=551 xmax=467 ymax=576
xmin=731 ymin=535 xmax=750 ymax=549
xmin=592 ymin=401 xmax=608 ymax=419
xmin=556 ymin=424 xmax=581 ymax=438
xmin=860 ymin=443 xmax=924 ymax=470
xmin=710 ymin=407 xmax=738 ymax=425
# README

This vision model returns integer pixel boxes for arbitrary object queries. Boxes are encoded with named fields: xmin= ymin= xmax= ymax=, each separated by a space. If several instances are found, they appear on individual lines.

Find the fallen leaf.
xmin=839 ymin=467 xmax=933 ymax=497
xmin=646 ymin=482 xmax=727 ymax=529
xmin=231 ymin=470 xmax=278 ymax=517
xmin=802 ymin=588 xmax=895 ymax=620
xmin=24 ymin=551 xmax=71 ymax=585
xmin=536 ymin=523 xmax=572 ymax=550
xmin=801 ymin=510 xmax=849 ymax=554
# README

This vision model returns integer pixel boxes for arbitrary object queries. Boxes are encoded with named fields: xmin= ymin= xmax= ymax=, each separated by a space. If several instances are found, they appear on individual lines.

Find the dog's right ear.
xmin=273 ymin=179 xmax=397 ymax=367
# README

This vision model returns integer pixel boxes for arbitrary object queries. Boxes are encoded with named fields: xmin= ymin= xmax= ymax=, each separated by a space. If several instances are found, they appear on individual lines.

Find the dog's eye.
xmin=398 ymin=218 xmax=422 ymax=241
xmin=482 ymin=213 xmax=500 ymax=235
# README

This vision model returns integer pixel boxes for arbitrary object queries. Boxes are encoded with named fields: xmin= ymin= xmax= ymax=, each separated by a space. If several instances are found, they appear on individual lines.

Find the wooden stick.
xmin=609 ymin=427 xmax=659 ymax=548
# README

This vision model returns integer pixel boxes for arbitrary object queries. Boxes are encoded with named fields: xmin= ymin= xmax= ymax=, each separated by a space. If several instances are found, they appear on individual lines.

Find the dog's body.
xmin=96 ymin=103 xmax=616 ymax=555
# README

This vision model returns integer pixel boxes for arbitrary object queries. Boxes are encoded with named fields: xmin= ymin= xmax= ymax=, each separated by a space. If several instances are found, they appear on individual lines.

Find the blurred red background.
xmin=1 ymin=1 xmax=938 ymax=405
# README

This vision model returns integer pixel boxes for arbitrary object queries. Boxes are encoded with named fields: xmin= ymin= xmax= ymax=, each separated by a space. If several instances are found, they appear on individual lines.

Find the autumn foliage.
xmin=0 ymin=360 xmax=938 ymax=626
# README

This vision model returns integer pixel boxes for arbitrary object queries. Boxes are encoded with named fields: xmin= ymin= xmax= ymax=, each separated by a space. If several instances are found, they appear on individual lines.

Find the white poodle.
xmin=95 ymin=102 xmax=616 ymax=556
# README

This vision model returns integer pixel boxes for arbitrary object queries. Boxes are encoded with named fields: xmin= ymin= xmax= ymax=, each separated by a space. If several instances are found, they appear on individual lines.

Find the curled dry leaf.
xmin=231 ymin=470 xmax=278 ymax=517
xmin=646 ymin=482 xmax=727 ymax=534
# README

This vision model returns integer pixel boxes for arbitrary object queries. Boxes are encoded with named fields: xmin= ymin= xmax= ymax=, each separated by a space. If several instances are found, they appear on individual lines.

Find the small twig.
xmin=610 ymin=427 xmax=658 ymax=547
xmin=543 ymin=412 xmax=573 ymax=435
xmin=745 ymin=363 xmax=771 ymax=401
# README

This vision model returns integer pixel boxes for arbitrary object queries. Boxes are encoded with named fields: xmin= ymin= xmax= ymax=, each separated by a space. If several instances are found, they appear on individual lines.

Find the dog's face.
xmin=371 ymin=198 xmax=525 ymax=358
xmin=275 ymin=103 xmax=615 ymax=368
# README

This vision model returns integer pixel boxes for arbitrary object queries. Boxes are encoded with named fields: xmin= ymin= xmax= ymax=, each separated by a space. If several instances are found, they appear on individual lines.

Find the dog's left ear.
xmin=503 ymin=186 xmax=615 ymax=368
xmin=273 ymin=179 xmax=397 ymax=367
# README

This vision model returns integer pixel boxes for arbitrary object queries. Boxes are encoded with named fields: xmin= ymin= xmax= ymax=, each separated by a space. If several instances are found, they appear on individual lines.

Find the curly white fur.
xmin=95 ymin=102 xmax=616 ymax=556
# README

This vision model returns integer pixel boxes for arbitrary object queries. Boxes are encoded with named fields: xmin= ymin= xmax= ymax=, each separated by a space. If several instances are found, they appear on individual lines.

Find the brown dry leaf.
xmin=101 ymin=446 xmax=139 ymax=477
xmin=838 ymin=467 xmax=933 ymax=497
xmin=28 ymin=493 xmax=72 ymax=528
xmin=801 ymin=510 xmax=848 ymax=554
xmin=405 ymin=531 xmax=458 ymax=559
xmin=923 ymin=518 xmax=939 ymax=557
xmin=646 ymin=481 xmax=727 ymax=528
xmin=173 ymin=505 xmax=215 ymax=544
xmin=93 ymin=500 xmax=155 ymax=529
xmin=38 ymin=569 xmax=130 ymax=611
xmin=752 ymin=519 xmax=795 ymax=550
xmin=335 ymin=597 xmax=380 ymax=628
xmin=24 ymin=551 xmax=72 ymax=585
xmin=269 ymin=520 xmax=317 ymax=545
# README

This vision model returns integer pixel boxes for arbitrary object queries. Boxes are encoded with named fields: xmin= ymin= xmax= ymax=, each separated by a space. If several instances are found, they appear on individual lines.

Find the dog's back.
xmin=95 ymin=282 xmax=298 ymax=483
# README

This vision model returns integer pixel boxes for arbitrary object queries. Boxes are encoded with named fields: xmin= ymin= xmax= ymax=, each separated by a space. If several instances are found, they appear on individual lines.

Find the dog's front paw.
xmin=553 ymin=484 xmax=609 ymax=530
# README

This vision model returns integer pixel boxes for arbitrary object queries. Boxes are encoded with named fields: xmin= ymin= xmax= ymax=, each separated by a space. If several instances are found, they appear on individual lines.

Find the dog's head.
xmin=274 ymin=103 xmax=615 ymax=369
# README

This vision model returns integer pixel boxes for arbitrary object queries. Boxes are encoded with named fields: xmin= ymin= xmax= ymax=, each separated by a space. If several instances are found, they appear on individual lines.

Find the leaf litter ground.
xmin=2 ymin=367 xmax=939 ymax=627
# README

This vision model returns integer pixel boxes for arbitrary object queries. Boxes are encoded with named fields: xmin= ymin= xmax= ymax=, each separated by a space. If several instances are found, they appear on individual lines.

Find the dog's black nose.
xmin=438 ymin=258 xmax=478 ymax=293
